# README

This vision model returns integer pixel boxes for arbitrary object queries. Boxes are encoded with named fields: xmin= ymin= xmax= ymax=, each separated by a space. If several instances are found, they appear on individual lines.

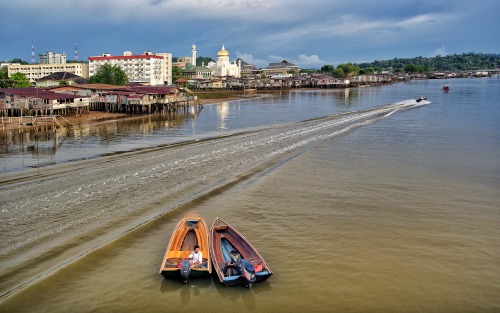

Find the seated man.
xmin=224 ymin=249 xmax=242 ymax=276
xmin=188 ymin=245 xmax=203 ymax=267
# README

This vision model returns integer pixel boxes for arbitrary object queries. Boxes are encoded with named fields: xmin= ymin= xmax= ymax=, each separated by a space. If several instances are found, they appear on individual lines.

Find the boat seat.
xmin=167 ymin=251 xmax=191 ymax=259
xmin=224 ymin=275 xmax=240 ymax=282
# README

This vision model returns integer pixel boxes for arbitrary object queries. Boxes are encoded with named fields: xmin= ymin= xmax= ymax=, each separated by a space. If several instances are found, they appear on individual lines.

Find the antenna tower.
xmin=31 ymin=40 xmax=35 ymax=63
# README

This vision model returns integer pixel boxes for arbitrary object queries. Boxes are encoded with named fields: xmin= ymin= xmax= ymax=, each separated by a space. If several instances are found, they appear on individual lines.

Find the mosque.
xmin=183 ymin=44 xmax=241 ymax=79
xmin=207 ymin=45 xmax=241 ymax=78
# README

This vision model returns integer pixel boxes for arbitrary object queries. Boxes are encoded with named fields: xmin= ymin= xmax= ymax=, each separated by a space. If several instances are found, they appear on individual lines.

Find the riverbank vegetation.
xmin=354 ymin=53 xmax=500 ymax=73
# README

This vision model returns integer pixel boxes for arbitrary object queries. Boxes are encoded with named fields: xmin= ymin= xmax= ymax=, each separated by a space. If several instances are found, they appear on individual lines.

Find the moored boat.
xmin=210 ymin=217 xmax=273 ymax=288
xmin=159 ymin=211 xmax=211 ymax=283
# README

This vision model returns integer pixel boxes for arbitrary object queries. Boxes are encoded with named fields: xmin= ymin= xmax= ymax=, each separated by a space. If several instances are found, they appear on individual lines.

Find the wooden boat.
xmin=210 ymin=217 xmax=273 ymax=287
xmin=159 ymin=211 xmax=211 ymax=282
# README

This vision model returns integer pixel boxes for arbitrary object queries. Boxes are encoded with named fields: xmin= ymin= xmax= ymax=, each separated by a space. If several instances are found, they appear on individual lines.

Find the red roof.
xmin=88 ymin=55 xmax=164 ymax=61
xmin=0 ymin=88 xmax=86 ymax=100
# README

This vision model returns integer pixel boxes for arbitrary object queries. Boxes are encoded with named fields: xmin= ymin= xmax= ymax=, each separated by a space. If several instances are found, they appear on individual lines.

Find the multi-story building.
xmin=39 ymin=51 xmax=67 ymax=64
xmin=261 ymin=59 xmax=300 ymax=77
xmin=88 ymin=51 xmax=173 ymax=86
xmin=7 ymin=63 xmax=89 ymax=83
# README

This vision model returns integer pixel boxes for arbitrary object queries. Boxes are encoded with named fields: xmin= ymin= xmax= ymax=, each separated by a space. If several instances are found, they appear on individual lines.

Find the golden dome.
xmin=217 ymin=45 xmax=229 ymax=57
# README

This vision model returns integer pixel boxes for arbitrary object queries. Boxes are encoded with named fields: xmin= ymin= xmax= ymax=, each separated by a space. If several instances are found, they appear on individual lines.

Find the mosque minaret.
xmin=191 ymin=44 xmax=197 ymax=66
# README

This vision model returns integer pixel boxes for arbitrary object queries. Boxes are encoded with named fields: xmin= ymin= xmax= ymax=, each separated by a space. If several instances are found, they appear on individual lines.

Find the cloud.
xmin=432 ymin=46 xmax=448 ymax=56
xmin=2 ymin=0 xmax=499 ymax=64
xmin=234 ymin=52 xmax=268 ymax=68
xmin=148 ymin=0 xmax=171 ymax=5
xmin=297 ymin=54 xmax=324 ymax=65
xmin=268 ymin=55 xmax=285 ymax=62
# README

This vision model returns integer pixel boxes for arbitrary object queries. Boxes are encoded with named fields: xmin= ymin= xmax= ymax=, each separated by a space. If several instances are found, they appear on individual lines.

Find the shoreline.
xmin=0 ymin=82 xmax=409 ymax=132
xmin=0 ymin=95 xmax=258 ymax=132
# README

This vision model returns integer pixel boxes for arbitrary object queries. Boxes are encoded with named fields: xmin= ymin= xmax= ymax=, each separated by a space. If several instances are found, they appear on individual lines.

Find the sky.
xmin=1 ymin=0 xmax=499 ymax=68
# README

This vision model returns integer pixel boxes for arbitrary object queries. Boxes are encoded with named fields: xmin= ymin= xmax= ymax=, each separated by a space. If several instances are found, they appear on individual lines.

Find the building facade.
xmin=262 ymin=59 xmax=300 ymax=77
xmin=39 ymin=51 xmax=67 ymax=64
xmin=207 ymin=45 xmax=241 ymax=78
xmin=7 ymin=63 xmax=89 ymax=83
xmin=88 ymin=51 xmax=173 ymax=85
xmin=183 ymin=65 xmax=213 ymax=79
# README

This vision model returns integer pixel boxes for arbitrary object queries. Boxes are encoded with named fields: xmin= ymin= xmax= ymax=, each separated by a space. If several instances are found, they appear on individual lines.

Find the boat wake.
xmin=0 ymin=99 xmax=429 ymax=299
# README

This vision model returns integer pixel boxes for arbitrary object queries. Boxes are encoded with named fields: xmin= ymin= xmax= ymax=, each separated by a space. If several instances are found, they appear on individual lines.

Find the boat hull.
xmin=159 ymin=212 xmax=212 ymax=283
xmin=209 ymin=217 xmax=273 ymax=287
xmin=160 ymin=268 xmax=210 ymax=280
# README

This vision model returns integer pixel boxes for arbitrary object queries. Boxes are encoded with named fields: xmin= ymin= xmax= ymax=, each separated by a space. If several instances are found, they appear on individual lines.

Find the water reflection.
xmin=213 ymin=279 xmax=256 ymax=310
xmin=1 ymin=87 xmax=405 ymax=173
xmin=0 ymin=108 xmax=202 ymax=172
xmin=160 ymin=276 xmax=213 ymax=305
xmin=217 ymin=102 xmax=230 ymax=130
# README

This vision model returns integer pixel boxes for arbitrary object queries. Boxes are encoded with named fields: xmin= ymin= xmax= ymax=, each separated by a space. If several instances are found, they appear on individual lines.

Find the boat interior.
xmin=163 ymin=220 xmax=209 ymax=269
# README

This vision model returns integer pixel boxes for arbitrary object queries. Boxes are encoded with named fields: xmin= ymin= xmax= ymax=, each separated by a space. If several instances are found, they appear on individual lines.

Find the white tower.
xmin=191 ymin=44 xmax=197 ymax=66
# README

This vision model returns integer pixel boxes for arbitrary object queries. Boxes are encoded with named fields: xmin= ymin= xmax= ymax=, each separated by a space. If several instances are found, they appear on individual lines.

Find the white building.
xmin=207 ymin=45 xmax=241 ymax=78
xmin=7 ymin=63 xmax=89 ymax=83
xmin=39 ymin=51 xmax=67 ymax=64
xmin=88 ymin=51 xmax=173 ymax=85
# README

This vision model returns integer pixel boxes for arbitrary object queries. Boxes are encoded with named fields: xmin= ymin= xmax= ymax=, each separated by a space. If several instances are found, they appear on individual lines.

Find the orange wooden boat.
xmin=159 ymin=212 xmax=211 ymax=282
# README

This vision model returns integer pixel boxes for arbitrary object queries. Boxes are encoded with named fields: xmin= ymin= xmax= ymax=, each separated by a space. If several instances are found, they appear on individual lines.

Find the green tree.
xmin=404 ymin=64 xmax=418 ymax=73
xmin=332 ymin=67 xmax=345 ymax=78
xmin=172 ymin=66 xmax=184 ymax=82
xmin=0 ymin=67 xmax=10 ymax=88
xmin=90 ymin=63 xmax=128 ymax=85
xmin=10 ymin=72 xmax=31 ymax=88
xmin=355 ymin=53 xmax=500 ymax=72
xmin=337 ymin=63 xmax=360 ymax=78
xmin=196 ymin=56 xmax=214 ymax=67
xmin=10 ymin=58 xmax=29 ymax=65
xmin=360 ymin=67 xmax=375 ymax=75
xmin=320 ymin=65 xmax=334 ymax=73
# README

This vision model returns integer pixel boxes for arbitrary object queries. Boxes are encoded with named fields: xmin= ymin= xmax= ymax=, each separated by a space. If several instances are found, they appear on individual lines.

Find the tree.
xmin=360 ymin=67 xmax=375 ymax=75
xmin=10 ymin=58 xmax=29 ymax=65
xmin=336 ymin=63 xmax=360 ymax=78
xmin=321 ymin=65 xmax=334 ymax=73
xmin=332 ymin=67 xmax=345 ymax=78
xmin=354 ymin=53 xmax=500 ymax=72
xmin=172 ymin=66 xmax=184 ymax=82
xmin=196 ymin=56 xmax=214 ymax=67
xmin=90 ymin=63 xmax=128 ymax=85
xmin=0 ymin=67 xmax=10 ymax=88
xmin=10 ymin=72 xmax=31 ymax=88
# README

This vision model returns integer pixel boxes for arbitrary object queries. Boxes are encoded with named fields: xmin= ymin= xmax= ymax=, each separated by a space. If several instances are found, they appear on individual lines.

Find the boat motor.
xmin=240 ymin=259 xmax=256 ymax=288
xmin=180 ymin=259 xmax=191 ymax=283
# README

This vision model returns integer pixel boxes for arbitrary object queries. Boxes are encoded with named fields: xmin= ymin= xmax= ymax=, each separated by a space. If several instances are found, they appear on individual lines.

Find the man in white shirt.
xmin=188 ymin=245 xmax=203 ymax=267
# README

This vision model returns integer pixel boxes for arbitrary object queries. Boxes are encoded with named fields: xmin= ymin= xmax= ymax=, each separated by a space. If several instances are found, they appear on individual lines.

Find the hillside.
xmin=355 ymin=53 xmax=500 ymax=72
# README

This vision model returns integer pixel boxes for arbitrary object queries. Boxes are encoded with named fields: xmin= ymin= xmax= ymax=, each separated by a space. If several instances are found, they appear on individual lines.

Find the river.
xmin=0 ymin=78 xmax=499 ymax=312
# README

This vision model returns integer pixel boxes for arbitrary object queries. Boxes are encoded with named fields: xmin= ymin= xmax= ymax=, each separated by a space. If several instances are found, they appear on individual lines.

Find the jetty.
xmin=0 ymin=84 xmax=200 ymax=118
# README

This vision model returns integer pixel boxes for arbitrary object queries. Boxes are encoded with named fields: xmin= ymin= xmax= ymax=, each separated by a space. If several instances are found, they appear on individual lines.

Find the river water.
xmin=0 ymin=78 xmax=499 ymax=312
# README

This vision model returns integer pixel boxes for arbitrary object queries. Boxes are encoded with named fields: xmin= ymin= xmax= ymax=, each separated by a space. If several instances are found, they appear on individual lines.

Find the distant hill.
xmin=355 ymin=53 xmax=500 ymax=72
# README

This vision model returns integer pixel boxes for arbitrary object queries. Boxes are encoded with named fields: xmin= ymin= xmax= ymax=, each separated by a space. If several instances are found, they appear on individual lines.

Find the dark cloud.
xmin=147 ymin=0 xmax=170 ymax=6
xmin=1 ymin=0 xmax=499 ymax=65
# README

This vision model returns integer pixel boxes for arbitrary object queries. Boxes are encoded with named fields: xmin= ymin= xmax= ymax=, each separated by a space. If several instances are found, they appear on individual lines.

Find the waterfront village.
xmin=0 ymin=44 xmax=497 ymax=123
